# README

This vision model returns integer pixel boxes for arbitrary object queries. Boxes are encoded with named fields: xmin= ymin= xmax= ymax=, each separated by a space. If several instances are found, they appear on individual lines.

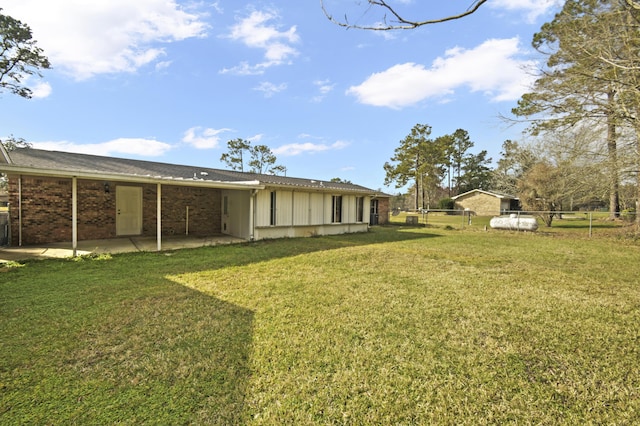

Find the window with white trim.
xmin=356 ymin=196 xmax=364 ymax=222
xmin=332 ymin=195 xmax=342 ymax=223
xmin=270 ymin=191 xmax=277 ymax=226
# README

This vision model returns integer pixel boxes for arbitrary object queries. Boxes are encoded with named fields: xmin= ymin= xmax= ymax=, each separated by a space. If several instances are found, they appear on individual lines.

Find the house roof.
xmin=0 ymin=147 xmax=379 ymax=194
xmin=451 ymin=189 xmax=517 ymax=200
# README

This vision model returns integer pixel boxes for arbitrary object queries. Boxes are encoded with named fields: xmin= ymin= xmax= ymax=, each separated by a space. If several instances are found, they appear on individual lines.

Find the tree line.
xmin=383 ymin=124 xmax=492 ymax=211
xmin=384 ymin=122 xmax=636 ymax=227
xmin=385 ymin=0 xmax=640 ymax=228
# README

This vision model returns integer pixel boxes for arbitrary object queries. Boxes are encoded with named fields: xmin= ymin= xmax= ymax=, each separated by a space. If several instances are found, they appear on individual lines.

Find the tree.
xmin=321 ymin=0 xmax=488 ymax=31
xmin=330 ymin=177 xmax=352 ymax=184
xmin=456 ymin=150 xmax=493 ymax=194
xmin=220 ymin=138 xmax=285 ymax=175
xmin=270 ymin=165 xmax=287 ymax=176
xmin=491 ymin=140 xmax=539 ymax=196
xmin=0 ymin=9 xmax=50 ymax=98
xmin=435 ymin=128 xmax=491 ymax=195
xmin=248 ymin=144 xmax=284 ymax=175
xmin=517 ymin=162 xmax=562 ymax=227
xmin=448 ymin=129 xmax=473 ymax=194
xmin=1 ymin=134 xmax=31 ymax=151
xmin=0 ymin=135 xmax=31 ymax=191
xmin=220 ymin=138 xmax=251 ymax=172
xmin=384 ymin=124 xmax=448 ymax=210
xmin=321 ymin=1 xmax=640 ymax=31
xmin=511 ymin=0 xmax=633 ymax=220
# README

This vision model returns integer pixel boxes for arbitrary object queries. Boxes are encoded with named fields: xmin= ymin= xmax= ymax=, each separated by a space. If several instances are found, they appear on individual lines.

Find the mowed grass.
xmin=1 ymin=226 xmax=639 ymax=424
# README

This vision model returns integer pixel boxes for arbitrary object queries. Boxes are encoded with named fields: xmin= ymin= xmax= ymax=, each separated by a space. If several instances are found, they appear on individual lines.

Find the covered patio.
xmin=0 ymin=234 xmax=245 ymax=262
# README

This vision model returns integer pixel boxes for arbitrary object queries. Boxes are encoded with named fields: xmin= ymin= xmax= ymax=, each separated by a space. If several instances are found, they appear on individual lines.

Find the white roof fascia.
xmin=0 ymin=165 xmax=265 ymax=190
xmin=452 ymin=189 xmax=506 ymax=200
xmin=261 ymin=183 xmax=374 ymax=195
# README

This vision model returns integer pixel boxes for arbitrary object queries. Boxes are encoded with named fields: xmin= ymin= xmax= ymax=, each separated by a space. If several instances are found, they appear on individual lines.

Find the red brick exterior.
xmin=7 ymin=175 xmax=222 ymax=245
xmin=377 ymin=197 xmax=390 ymax=225
xmin=146 ymin=185 xmax=222 ymax=237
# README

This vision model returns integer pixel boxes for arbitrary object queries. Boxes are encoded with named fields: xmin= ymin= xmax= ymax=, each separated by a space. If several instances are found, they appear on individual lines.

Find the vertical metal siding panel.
xmin=344 ymin=195 xmax=354 ymax=223
xmin=365 ymin=196 xmax=371 ymax=223
xmin=324 ymin=194 xmax=333 ymax=223
xmin=255 ymin=190 xmax=270 ymax=226
xmin=310 ymin=193 xmax=323 ymax=224
xmin=277 ymin=191 xmax=292 ymax=225
xmin=293 ymin=192 xmax=309 ymax=225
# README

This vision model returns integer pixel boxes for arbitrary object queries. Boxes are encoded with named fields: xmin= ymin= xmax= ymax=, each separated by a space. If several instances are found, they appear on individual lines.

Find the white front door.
xmin=116 ymin=186 xmax=142 ymax=236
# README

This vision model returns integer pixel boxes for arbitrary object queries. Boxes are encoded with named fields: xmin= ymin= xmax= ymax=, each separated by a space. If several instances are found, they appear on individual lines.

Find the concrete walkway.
xmin=0 ymin=234 xmax=246 ymax=262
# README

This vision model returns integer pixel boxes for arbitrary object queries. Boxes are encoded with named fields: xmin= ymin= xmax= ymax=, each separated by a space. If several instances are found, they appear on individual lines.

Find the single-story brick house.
xmin=0 ymin=146 xmax=389 ymax=250
xmin=452 ymin=189 xmax=519 ymax=216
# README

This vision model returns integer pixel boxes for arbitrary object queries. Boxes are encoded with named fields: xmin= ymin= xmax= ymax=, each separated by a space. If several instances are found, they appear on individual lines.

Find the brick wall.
xmin=8 ymin=175 xmax=222 ymax=245
xmin=141 ymin=185 xmax=221 ymax=236
xmin=377 ymin=197 xmax=390 ymax=225
xmin=454 ymin=193 xmax=501 ymax=216
xmin=8 ymin=176 xmax=73 ymax=244
xmin=78 ymin=180 xmax=117 ymax=240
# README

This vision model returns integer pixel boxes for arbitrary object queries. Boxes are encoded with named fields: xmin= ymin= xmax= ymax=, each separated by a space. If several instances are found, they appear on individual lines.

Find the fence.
xmin=389 ymin=209 xmax=637 ymax=237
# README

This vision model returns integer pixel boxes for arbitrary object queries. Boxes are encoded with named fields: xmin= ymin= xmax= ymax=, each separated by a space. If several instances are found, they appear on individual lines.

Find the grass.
xmin=394 ymin=210 xmax=627 ymax=236
xmin=1 ymin=226 xmax=639 ymax=424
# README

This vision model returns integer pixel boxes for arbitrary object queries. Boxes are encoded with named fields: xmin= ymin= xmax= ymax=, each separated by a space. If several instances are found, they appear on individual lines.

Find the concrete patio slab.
xmin=0 ymin=234 xmax=246 ymax=262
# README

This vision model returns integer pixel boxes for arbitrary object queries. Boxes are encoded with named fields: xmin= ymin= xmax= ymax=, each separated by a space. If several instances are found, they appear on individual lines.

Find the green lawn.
xmin=1 ymin=225 xmax=639 ymax=424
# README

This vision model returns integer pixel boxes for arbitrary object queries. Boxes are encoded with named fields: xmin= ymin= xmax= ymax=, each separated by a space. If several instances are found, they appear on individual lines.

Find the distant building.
xmin=452 ymin=189 xmax=519 ymax=216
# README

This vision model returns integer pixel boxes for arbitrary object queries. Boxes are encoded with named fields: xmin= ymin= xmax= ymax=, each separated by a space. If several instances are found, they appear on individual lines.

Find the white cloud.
xmin=347 ymin=37 xmax=536 ymax=109
xmin=274 ymin=140 xmax=348 ymax=156
xmin=2 ymin=0 xmax=208 ymax=80
xmin=311 ymin=79 xmax=335 ymax=102
xmin=32 ymin=138 xmax=173 ymax=156
xmin=247 ymin=134 xmax=264 ymax=143
xmin=155 ymin=61 xmax=173 ymax=72
xmin=211 ymin=2 xmax=224 ymax=14
xmin=30 ymin=81 xmax=52 ymax=99
xmin=254 ymin=82 xmax=287 ymax=97
xmin=219 ymin=61 xmax=266 ymax=76
xmin=223 ymin=9 xmax=299 ymax=75
xmin=182 ymin=127 xmax=232 ymax=149
xmin=489 ymin=0 xmax=563 ymax=23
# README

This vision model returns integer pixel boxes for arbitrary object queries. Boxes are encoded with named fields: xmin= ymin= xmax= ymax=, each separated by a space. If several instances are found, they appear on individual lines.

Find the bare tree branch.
xmin=320 ymin=0 xmax=488 ymax=30
xmin=625 ymin=0 xmax=640 ymax=10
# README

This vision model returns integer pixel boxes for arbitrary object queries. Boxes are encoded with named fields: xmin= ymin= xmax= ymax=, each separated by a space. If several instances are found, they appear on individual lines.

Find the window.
xmin=223 ymin=196 xmax=228 ymax=215
xmin=270 ymin=191 xmax=277 ymax=226
xmin=356 ymin=196 xmax=364 ymax=222
xmin=332 ymin=195 xmax=342 ymax=223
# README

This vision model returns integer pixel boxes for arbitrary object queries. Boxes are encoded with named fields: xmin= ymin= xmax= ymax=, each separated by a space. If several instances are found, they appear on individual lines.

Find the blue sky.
xmin=2 ymin=0 xmax=563 ymax=192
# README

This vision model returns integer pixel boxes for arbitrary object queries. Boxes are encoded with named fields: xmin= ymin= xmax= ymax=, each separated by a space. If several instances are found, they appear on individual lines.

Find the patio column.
xmin=249 ymin=189 xmax=255 ymax=240
xmin=157 ymin=183 xmax=162 ymax=251
xmin=18 ymin=175 xmax=22 ymax=246
xmin=72 ymin=177 xmax=77 ymax=257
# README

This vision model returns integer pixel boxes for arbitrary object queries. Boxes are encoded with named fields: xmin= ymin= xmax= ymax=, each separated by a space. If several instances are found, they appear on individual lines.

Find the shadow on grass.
xmin=0 ymin=227 xmax=435 ymax=423
xmin=0 ymin=271 xmax=254 ymax=424
xmin=161 ymin=227 xmax=439 ymax=273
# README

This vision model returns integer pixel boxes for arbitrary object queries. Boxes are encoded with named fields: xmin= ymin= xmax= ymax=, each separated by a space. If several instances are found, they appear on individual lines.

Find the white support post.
xmin=249 ymin=190 xmax=255 ymax=240
xmin=157 ymin=183 xmax=162 ymax=251
xmin=72 ymin=177 xmax=78 ymax=257
xmin=17 ymin=176 xmax=22 ymax=246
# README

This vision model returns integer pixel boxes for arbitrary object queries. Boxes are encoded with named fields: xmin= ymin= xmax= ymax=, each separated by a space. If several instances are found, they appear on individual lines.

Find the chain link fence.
xmin=389 ymin=208 xmax=638 ymax=237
